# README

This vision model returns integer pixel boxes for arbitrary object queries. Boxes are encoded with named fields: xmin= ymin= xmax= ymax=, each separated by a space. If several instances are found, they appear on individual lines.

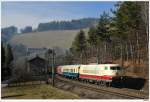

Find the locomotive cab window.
xmin=110 ymin=66 xmax=121 ymax=70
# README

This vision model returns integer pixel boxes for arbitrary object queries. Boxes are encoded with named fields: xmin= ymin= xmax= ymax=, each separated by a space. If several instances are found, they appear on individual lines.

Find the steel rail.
xmin=55 ymin=76 xmax=148 ymax=99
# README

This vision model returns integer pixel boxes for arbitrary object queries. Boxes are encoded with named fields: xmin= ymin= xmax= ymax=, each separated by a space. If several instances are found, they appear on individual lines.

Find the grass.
xmin=1 ymin=84 xmax=80 ymax=99
xmin=10 ymin=29 xmax=89 ymax=49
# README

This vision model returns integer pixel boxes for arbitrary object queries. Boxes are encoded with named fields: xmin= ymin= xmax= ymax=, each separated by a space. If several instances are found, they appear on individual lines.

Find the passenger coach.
xmin=58 ymin=65 xmax=80 ymax=79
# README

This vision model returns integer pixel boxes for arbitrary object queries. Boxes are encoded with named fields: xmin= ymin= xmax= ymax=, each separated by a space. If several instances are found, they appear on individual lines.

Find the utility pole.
xmin=47 ymin=48 xmax=55 ymax=86
xmin=51 ymin=49 xmax=55 ymax=86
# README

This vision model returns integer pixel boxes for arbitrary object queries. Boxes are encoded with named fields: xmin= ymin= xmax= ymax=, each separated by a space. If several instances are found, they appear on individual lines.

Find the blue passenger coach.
xmin=62 ymin=65 xmax=80 ymax=78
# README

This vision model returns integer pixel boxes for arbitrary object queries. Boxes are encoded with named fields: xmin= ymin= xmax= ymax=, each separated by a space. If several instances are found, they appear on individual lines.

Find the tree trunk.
xmin=136 ymin=31 xmax=140 ymax=64
xmin=120 ymin=43 xmax=123 ymax=67
xmin=129 ymin=41 xmax=134 ymax=64
xmin=104 ymin=42 xmax=107 ymax=62
xmin=84 ymin=50 xmax=87 ymax=64
xmin=80 ymin=51 xmax=83 ymax=64
xmin=97 ymin=46 xmax=100 ymax=64
xmin=112 ymin=45 xmax=116 ymax=61
xmin=126 ymin=42 xmax=129 ymax=62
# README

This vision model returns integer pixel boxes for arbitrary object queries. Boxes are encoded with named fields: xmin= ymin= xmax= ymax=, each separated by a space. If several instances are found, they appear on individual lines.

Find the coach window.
xmin=105 ymin=66 xmax=108 ymax=70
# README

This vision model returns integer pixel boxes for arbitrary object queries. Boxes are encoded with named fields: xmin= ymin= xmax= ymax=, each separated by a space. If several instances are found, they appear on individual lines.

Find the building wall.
xmin=27 ymin=57 xmax=47 ymax=76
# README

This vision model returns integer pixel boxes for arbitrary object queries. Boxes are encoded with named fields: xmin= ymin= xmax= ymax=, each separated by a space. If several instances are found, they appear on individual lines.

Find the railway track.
xmin=55 ymin=76 xmax=148 ymax=99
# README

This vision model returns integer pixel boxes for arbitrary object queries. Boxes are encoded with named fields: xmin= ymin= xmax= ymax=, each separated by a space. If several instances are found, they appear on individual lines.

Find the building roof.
xmin=27 ymin=52 xmax=48 ymax=61
xmin=28 ymin=55 xmax=46 ymax=62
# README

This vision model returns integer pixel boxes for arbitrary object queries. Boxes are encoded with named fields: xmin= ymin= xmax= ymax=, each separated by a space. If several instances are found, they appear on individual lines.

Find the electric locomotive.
xmin=79 ymin=64 xmax=123 ymax=84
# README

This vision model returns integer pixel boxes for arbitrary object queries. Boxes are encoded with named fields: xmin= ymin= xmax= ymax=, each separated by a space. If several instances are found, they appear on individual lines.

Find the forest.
xmin=68 ymin=2 xmax=149 ymax=78
xmin=37 ymin=18 xmax=98 ymax=31
xmin=1 ymin=42 xmax=14 ymax=81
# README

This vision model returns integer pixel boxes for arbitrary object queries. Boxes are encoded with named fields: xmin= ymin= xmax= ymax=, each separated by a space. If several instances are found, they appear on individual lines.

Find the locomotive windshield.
xmin=110 ymin=66 xmax=121 ymax=70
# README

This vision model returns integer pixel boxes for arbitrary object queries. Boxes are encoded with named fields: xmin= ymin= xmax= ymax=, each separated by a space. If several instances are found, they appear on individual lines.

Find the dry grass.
xmin=10 ymin=29 xmax=89 ymax=49
xmin=114 ymin=59 xmax=148 ymax=78
xmin=1 ymin=84 xmax=80 ymax=99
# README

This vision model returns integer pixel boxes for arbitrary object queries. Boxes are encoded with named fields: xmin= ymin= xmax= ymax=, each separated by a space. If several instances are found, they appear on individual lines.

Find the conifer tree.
xmin=96 ymin=11 xmax=111 ymax=63
xmin=1 ymin=42 xmax=5 ymax=67
xmin=71 ymin=30 xmax=87 ymax=53
xmin=5 ymin=44 xmax=14 ymax=66
xmin=70 ymin=30 xmax=87 ymax=63
xmin=88 ymin=27 xmax=98 ymax=46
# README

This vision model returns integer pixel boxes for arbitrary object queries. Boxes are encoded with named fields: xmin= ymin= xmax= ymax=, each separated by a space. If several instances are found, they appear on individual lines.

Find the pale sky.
xmin=1 ymin=1 xmax=116 ymax=30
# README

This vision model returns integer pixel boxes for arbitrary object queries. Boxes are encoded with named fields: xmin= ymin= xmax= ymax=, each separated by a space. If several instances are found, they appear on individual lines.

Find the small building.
xmin=27 ymin=55 xmax=48 ymax=76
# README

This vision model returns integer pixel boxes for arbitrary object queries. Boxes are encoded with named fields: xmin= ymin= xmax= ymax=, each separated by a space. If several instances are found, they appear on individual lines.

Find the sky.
xmin=1 ymin=1 xmax=117 ymax=30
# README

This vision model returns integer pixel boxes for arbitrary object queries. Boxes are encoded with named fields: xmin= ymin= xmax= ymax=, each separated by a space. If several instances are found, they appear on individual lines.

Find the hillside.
xmin=2 ymin=18 xmax=98 ymax=42
xmin=10 ymin=29 xmax=89 ymax=49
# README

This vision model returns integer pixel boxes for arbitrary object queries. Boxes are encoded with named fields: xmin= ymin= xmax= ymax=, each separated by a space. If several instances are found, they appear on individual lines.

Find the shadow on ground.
xmin=2 ymin=94 xmax=25 ymax=99
xmin=111 ymin=76 xmax=146 ymax=90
